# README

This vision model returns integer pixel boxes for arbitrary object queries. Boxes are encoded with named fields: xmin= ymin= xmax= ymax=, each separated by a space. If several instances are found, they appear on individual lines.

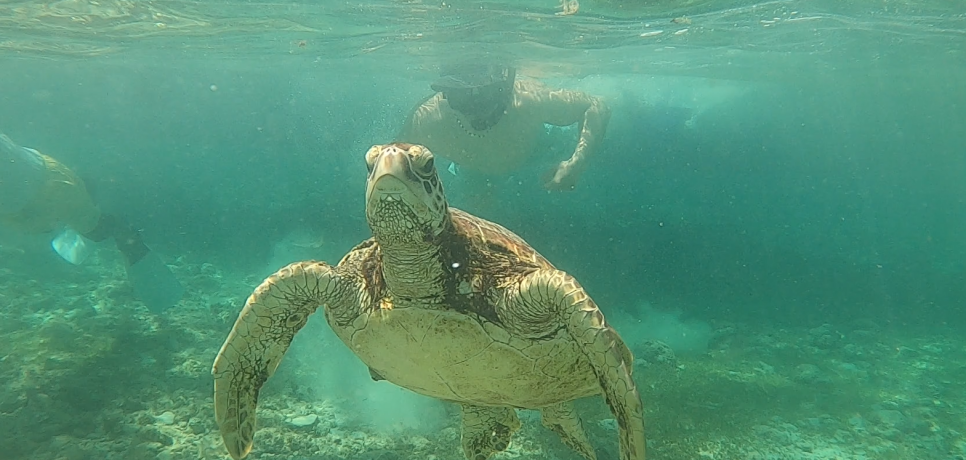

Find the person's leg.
xmin=2 ymin=152 xmax=101 ymax=235
xmin=88 ymin=213 xmax=185 ymax=313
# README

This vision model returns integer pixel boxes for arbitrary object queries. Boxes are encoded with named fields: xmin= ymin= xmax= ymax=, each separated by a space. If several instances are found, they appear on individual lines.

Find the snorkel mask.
xmin=432 ymin=65 xmax=516 ymax=130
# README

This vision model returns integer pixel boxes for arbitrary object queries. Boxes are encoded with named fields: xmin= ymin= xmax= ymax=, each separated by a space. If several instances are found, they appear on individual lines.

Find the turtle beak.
xmin=366 ymin=148 xmax=419 ymax=201
xmin=364 ymin=144 xmax=449 ymax=241
xmin=365 ymin=146 xmax=439 ymax=230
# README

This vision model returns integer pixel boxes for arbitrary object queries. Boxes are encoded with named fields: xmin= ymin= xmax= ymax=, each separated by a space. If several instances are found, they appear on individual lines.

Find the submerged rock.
xmin=290 ymin=414 xmax=318 ymax=427
xmin=635 ymin=340 xmax=677 ymax=367
xmin=154 ymin=411 xmax=175 ymax=425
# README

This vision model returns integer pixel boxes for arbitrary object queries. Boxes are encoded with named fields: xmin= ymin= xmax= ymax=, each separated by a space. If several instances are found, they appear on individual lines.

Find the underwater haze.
xmin=1 ymin=1 xmax=965 ymax=459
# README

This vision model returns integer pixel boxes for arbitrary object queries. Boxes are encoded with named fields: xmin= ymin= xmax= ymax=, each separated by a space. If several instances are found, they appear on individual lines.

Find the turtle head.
xmin=365 ymin=143 xmax=448 ymax=244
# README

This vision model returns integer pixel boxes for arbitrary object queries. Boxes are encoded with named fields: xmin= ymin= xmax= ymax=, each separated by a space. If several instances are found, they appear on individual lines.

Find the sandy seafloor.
xmin=1 ymin=246 xmax=965 ymax=460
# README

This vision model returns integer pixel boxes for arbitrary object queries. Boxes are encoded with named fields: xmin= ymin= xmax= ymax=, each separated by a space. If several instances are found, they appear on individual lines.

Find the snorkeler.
xmin=396 ymin=64 xmax=610 ymax=191
xmin=0 ymin=133 xmax=184 ymax=313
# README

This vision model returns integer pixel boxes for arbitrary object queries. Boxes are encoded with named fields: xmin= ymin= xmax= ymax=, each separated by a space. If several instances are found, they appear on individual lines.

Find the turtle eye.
xmin=364 ymin=146 xmax=382 ymax=173
xmin=423 ymin=157 xmax=435 ymax=172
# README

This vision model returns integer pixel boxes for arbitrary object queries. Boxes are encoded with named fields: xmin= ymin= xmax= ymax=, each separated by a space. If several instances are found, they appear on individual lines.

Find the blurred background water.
xmin=1 ymin=1 xmax=965 ymax=459
xmin=3 ymin=0 xmax=963 ymax=326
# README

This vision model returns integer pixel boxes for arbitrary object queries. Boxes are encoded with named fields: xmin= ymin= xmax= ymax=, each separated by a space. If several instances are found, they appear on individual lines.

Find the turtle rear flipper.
xmin=541 ymin=401 xmax=597 ymax=460
xmin=212 ymin=261 xmax=362 ymax=460
xmin=460 ymin=404 xmax=521 ymax=460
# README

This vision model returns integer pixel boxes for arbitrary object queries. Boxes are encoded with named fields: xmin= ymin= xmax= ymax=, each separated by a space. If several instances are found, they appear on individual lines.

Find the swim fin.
xmin=51 ymin=228 xmax=93 ymax=265
xmin=126 ymin=250 xmax=185 ymax=313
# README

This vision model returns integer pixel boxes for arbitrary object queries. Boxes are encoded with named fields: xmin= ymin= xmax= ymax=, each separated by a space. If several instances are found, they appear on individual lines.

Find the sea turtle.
xmin=211 ymin=143 xmax=646 ymax=460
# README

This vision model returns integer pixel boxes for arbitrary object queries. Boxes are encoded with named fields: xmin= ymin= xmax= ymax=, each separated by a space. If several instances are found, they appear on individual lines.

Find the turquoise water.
xmin=1 ymin=1 xmax=965 ymax=459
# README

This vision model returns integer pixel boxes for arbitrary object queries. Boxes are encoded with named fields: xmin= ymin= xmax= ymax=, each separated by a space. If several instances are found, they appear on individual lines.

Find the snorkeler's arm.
xmin=527 ymin=83 xmax=611 ymax=172
xmin=521 ymin=81 xmax=610 ymax=189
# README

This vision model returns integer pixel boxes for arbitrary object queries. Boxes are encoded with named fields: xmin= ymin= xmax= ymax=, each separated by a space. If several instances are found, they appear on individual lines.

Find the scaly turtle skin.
xmin=211 ymin=143 xmax=646 ymax=460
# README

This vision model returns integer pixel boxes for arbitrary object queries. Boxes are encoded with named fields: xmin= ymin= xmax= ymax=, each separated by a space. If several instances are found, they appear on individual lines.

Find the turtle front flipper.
xmin=541 ymin=401 xmax=597 ymax=460
xmin=459 ymin=404 xmax=521 ymax=460
xmin=506 ymin=269 xmax=646 ymax=460
xmin=211 ymin=261 xmax=363 ymax=460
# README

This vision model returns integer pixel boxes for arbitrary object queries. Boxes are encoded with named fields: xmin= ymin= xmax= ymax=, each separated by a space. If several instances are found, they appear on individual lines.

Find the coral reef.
xmin=1 ymin=248 xmax=964 ymax=460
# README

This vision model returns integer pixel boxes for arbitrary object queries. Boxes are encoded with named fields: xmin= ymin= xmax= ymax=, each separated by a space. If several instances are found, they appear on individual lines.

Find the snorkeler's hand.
xmin=542 ymin=160 xmax=580 ymax=191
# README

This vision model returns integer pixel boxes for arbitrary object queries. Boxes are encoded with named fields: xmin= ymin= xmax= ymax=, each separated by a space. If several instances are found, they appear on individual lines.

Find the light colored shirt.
xmin=397 ymin=80 xmax=609 ymax=179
